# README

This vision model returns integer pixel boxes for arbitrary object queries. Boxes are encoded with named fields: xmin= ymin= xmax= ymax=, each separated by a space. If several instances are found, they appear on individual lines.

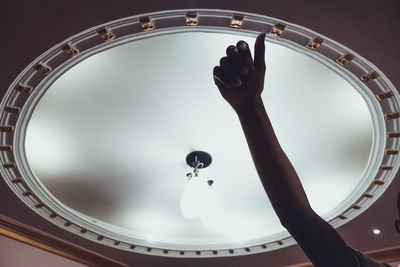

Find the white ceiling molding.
xmin=0 ymin=9 xmax=399 ymax=257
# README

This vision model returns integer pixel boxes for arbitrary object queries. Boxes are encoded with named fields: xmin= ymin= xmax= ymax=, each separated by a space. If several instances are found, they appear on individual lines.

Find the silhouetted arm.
xmin=213 ymin=33 xmax=358 ymax=267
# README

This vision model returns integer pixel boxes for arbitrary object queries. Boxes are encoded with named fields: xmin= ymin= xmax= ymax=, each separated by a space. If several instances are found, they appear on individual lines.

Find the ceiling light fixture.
xmin=372 ymin=228 xmax=381 ymax=235
xmin=181 ymin=151 xmax=222 ymax=228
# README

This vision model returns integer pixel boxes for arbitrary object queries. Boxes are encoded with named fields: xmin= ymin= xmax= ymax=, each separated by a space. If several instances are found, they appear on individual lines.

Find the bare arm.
xmin=213 ymin=33 xmax=357 ymax=267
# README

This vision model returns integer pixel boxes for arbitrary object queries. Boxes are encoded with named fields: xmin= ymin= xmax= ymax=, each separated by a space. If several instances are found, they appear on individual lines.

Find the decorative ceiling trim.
xmin=0 ymin=9 xmax=399 ymax=257
xmin=291 ymin=245 xmax=400 ymax=266
xmin=366 ymin=245 xmax=400 ymax=264
xmin=0 ymin=215 xmax=126 ymax=267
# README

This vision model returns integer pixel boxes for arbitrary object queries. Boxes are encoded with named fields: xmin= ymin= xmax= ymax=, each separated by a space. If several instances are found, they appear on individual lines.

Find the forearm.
xmin=236 ymin=98 xmax=313 ymax=226
xmin=236 ymin=97 xmax=357 ymax=267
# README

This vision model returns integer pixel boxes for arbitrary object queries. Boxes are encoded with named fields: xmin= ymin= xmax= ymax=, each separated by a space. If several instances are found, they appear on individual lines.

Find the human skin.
xmin=213 ymin=32 xmax=358 ymax=267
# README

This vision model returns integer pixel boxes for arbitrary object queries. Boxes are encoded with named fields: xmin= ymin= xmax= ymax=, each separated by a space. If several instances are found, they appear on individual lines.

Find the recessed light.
xmin=372 ymin=229 xmax=381 ymax=235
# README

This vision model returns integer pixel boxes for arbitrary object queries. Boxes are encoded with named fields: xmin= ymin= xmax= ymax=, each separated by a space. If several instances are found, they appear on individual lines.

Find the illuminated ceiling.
xmin=0 ymin=1 xmax=400 ymax=266
xmin=1 ymin=10 xmax=398 ymax=257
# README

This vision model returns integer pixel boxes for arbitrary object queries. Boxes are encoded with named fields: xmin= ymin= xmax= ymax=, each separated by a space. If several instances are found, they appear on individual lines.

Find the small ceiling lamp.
xmin=181 ymin=151 xmax=222 ymax=228
xmin=372 ymin=228 xmax=381 ymax=235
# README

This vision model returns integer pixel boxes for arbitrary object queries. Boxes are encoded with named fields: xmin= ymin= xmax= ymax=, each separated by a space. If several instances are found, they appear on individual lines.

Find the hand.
xmin=213 ymin=32 xmax=266 ymax=112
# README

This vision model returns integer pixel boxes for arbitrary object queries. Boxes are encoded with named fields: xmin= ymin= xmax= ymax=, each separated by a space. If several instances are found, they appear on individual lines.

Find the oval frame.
xmin=0 ymin=9 xmax=399 ymax=257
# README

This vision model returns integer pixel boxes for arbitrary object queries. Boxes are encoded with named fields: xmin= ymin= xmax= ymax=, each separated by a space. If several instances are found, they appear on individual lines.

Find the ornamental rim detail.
xmin=0 ymin=9 xmax=399 ymax=258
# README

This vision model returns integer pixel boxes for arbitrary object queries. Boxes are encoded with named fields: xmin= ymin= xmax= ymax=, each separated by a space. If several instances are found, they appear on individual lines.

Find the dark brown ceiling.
xmin=1 ymin=1 xmax=399 ymax=266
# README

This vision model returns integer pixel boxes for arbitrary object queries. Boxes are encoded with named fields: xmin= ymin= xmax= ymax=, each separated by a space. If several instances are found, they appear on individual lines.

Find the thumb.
xmin=254 ymin=32 xmax=266 ymax=71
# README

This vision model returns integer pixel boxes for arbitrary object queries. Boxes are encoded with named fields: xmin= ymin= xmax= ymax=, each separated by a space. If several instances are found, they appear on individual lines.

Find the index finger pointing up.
xmin=254 ymin=32 xmax=266 ymax=71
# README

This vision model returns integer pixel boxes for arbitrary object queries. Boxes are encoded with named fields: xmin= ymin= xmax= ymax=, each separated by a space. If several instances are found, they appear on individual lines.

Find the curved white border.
xmin=0 ymin=9 xmax=399 ymax=258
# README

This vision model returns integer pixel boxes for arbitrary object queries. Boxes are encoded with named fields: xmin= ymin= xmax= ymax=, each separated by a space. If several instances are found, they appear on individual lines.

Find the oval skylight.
xmin=1 ymin=10 xmax=399 ymax=257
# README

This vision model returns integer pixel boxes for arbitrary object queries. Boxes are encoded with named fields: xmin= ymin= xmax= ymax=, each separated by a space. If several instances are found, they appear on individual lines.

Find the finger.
xmin=226 ymin=45 xmax=246 ymax=75
xmin=213 ymin=66 xmax=233 ymax=89
xmin=220 ymin=57 xmax=242 ymax=87
xmin=254 ymin=32 xmax=266 ymax=71
xmin=237 ymin=40 xmax=253 ymax=70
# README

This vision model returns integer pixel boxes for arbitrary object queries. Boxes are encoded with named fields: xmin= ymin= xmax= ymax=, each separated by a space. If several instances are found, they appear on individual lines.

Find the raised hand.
xmin=212 ymin=32 xmax=363 ymax=267
xmin=213 ymin=32 xmax=266 ymax=112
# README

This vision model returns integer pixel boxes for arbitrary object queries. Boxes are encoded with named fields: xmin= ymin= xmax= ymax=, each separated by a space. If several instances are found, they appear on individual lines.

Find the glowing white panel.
xmin=25 ymin=32 xmax=372 ymax=247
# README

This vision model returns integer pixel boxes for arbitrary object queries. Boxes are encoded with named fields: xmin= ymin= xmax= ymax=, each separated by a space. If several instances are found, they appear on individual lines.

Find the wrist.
xmin=234 ymin=97 xmax=264 ymax=115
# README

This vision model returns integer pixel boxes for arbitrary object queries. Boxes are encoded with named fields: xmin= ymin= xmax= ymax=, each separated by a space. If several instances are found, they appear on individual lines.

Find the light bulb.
xmin=372 ymin=228 xmax=381 ymax=235
xmin=200 ymin=185 xmax=223 ymax=229
xmin=180 ymin=175 xmax=208 ymax=219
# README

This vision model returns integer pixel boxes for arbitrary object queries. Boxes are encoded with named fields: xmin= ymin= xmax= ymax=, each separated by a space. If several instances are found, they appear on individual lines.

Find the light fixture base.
xmin=186 ymin=151 xmax=212 ymax=168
